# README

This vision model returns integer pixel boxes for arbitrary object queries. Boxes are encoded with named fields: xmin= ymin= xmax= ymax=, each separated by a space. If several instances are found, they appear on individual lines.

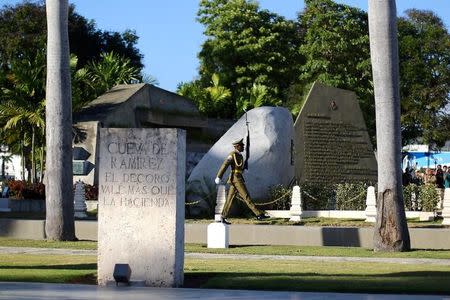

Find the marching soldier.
xmin=215 ymin=138 xmax=269 ymax=224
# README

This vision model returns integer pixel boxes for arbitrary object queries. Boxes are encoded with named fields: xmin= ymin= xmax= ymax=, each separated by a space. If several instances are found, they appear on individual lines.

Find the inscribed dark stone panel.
xmin=294 ymin=82 xmax=377 ymax=184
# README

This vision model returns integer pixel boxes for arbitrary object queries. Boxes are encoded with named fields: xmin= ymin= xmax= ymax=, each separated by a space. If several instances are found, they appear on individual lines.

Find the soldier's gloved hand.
xmin=215 ymin=177 xmax=221 ymax=185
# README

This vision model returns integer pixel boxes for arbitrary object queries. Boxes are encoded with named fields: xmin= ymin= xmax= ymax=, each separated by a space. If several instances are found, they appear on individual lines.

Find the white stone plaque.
xmin=97 ymin=128 xmax=185 ymax=287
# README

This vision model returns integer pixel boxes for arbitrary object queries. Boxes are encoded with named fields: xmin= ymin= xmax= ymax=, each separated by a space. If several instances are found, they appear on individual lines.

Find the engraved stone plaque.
xmin=294 ymin=82 xmax=377 ymax=184
xmin=97 ymin=128 xmax=186 ymax=287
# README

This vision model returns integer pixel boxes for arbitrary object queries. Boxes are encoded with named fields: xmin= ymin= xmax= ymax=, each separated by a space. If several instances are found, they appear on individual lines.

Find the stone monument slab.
xmin=294 ymin=82 xmax=377 ymax=184
xmin=97 ymin=128 xmax=185 ymax=287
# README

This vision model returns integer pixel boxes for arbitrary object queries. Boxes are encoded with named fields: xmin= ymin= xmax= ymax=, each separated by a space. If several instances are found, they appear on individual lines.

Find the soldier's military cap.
xmin=232 ymin=138 xmax=244 ymax=146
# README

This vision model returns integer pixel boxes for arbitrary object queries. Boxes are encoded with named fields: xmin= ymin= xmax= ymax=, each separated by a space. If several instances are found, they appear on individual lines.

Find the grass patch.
xmin=0 ymin=238 xmax=97 ymax=250
xmin=2 ymin=238 xmax=450 ymax=260
xmin=186 ymin=217 xmax=446 ymax=227
xmin=185 ymin=258 xmax=450 ymax=294
xmin=0 ymin=212 xmax=97 ymax=220
xmin=0 ymin=254 xmax=96 ymax=284
xmin=0 ymin=254 xmax=449 ymax=294
xmin=1 ymin=214 xmax=446 ymax=227
xmin=185 ymin=244 xmax=450 ymax=259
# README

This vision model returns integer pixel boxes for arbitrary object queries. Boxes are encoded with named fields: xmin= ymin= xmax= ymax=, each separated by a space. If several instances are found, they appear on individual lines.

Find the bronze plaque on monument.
xmin=294 ymin=82 xmax=377 ymax=184
xmin=72 ymin=161 xmax=87 ymax=175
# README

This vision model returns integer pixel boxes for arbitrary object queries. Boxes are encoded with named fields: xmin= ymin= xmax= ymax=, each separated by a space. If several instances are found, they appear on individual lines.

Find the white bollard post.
xmin=289 ymin=186 xmax=303 ymax=222
xmin=442 ymin=188 xmax=450 ymax=225
xmin=411 ymin=192 xmax=417 ymax=211
xmin=365 ymin=186 xmax=377 ymax=222
xmin=74 ymin=180 xmax=88 ymax=218
xmin=214 ymin=184 xmax=227 ymax=222
xmin=208 ymin=184 xmax=229 ymax=248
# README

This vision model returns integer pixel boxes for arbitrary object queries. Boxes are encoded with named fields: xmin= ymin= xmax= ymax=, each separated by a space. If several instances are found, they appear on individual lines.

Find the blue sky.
xmin=3 ymin=0 xmax=449 ymax=92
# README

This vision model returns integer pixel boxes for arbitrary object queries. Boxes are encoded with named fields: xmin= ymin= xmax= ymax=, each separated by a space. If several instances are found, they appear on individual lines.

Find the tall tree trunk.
xmin=368 ymin=0 xmax=410 ymax=251
xmin=1 ymin=157 xmax=5 ymax=180
xmin=45 ymin=0 xmax=76 ymax=241
xmin=39 ymin=146 xmax=45 ymax=183
xmin=31 ymin=127 xmax=36 ymax=183
xmin=21 ymin=136 xmax=25 ymax=181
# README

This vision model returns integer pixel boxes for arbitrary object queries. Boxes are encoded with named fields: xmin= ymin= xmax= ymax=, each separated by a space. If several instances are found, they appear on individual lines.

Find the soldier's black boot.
xmin=256 ymin=214 xmax=270 ymax=221
xmin=221 ymin=217 xmax=231 ymax=225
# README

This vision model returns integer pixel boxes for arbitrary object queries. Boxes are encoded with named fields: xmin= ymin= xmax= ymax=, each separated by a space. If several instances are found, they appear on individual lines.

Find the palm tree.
xmin=0 ymin=50 xmax=46 ymax=183
xmin=86 ymin=51 xmax=139 ymax=94
xmin=206 ymin=73 xmax=232 ymax=105
xmin=0 ymin=152 xmax=13 ymax=180
xmin=45 ymin=0 xmax=76 ymax=241
xmin=237 ymin=83 xmax=281 ymax=114
xmin=70 ymin=55 xmax=97 ymax=112
xmin=0 ymin=98 xmax=45 ymax=182
xmin=368 ymin=0 xmax=410 ymax=251
xmin=71 ymin=52 xmax=145 ymax=111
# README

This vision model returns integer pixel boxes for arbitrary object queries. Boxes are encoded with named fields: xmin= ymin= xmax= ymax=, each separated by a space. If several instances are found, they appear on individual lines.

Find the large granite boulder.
xmin=187 ymin=106 xmax=294 ymax=214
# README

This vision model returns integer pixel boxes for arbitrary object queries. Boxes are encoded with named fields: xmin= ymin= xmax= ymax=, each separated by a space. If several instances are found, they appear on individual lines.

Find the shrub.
xmin=419 ymin=184 xmax=440 ymax=212
xmin=403 ymin=184 xmax=421 ymax=211
xmin=335 ymin=182 xmax=367 ymax=210
xmin=7 ymin=180 xmax=45 ymax=199
xmin=23 ymin=182 xmax=45 ymax=199
xmin=84 ymin=184 xmax=98 ymax=200
xmin=7 ymin=180 xmax=27 ymax=199
xmin=300 ymin=182 xmax=335 ymax=210
xmin=267 ymin=184 xmax=292 ymax=210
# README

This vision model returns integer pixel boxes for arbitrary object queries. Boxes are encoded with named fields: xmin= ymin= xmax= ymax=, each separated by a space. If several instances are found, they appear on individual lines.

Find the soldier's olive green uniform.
xmin=216 ymin=150 xmax=263 ymax=218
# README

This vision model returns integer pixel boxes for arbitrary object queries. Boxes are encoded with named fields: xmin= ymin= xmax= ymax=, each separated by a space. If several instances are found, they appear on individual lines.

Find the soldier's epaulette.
xmin=226 ymin=152 xmax=234 ymax=162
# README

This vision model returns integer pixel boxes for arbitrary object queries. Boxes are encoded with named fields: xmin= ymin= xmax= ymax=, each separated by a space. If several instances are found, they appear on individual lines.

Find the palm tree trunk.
xmin=368 ymin=0 xmax=410 ymax=251
xmin=31 ymin=127 xmax=36 ymax=183
xmin=1 ymin=157 xmax=5 ymax=180
xmin=39 ymin=146 xmax=44 ymax=183
xmin=21 ymin=136 xmax=25 ymax=181
xmin=45 ymin=0 xmax=76 ymax=240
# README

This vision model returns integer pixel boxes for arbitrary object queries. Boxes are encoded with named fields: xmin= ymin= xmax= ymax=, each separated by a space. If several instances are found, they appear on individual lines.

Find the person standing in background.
xmin=436 ymin=165 xmax=444 ymax=188
xmin=443 ymin=166 xmax=450 ymax=189
xmin=436 ymin=165 xmax=445 ymax=208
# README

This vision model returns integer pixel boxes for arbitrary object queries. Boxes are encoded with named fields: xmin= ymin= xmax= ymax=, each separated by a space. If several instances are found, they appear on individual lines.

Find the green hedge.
xmin=300 ymin=183 xmax=335 ymax=210
xmin=335 ymin=182 xmax=368 ymax=210
xmin=299 ymin=182 xmax=440 ymax=212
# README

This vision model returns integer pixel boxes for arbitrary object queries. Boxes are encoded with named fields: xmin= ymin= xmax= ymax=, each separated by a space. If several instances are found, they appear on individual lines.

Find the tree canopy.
xmin=0 ymin=1 xmax=143 ymax=70
xmin=294 ymin=0 xmax=374 ymax=136
xmin=398 ymin=9 xmax=450 ymax=147
xmin=194 ymin=0 xmax=303 ymax=117
xmin=183 ymin=0 xmax=450 ymax=147
xmin=0 ymin=1 xmax=145 ymax=182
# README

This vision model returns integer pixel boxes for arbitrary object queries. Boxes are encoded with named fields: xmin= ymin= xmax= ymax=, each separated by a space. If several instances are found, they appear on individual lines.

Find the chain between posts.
xmin=185 ymin=191 xmax=216 ymax=206
xmin=340 ymin=190 xmax=367 ymax=204
xmin=302 ymin=190 xmax=367 ymax=205
xmin=184 ymin=200 xmax=201 ymax=206
xmin=236 ymin=189 xmax=292 ymax=206
xmin=186 ymin=186 xmax=367 ymax=207
xmin=302 ymin=190 xmax=319 ymax=201
xmin=186 ymin=188 xmax=292 ymax=206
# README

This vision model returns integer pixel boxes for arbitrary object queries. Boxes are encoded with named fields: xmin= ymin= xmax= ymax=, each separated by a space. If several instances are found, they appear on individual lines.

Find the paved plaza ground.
xmin=1 ymin=282 xmax=449 ymax=300
xmin=1 ymin=246 xmax=450 ymax=265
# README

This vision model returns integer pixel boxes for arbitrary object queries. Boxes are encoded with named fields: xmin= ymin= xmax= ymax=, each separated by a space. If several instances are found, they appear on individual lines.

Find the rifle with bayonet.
xmin=244 ymin=110 xmax=250 ymax=170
